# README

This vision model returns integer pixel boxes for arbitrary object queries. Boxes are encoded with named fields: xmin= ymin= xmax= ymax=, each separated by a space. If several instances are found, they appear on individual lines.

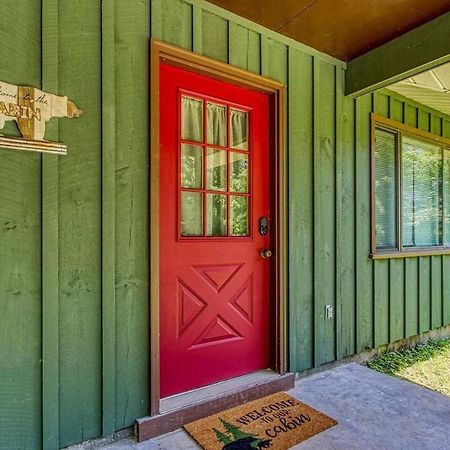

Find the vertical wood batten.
xmin=101 ymin=0 xmax=116 ymax=436
xmin=288 ymin=48 xmax=314 ymax=371
xmin=192 ymin=5 xmax=203 ymax=53
xmin=313 ymin=59 xmax=336 ymax=366
xmin=260 ymin=37 xmax=288 ymax=84
xmin=115 ymin=0 xmax=150 ymax=428
xmin=403 ymin=104 xmax=420 ymax=338
xmin=259 ymin=35 xmax=289 ymax=369
xmin=355 ymin=94 xmax=374 ymax=352
xmin=58 ymin=1 xmax=102 ymax=445
xmin=431 ymin=115 xmax=443 ymax=330
xmin=228 ymin=22 xmax=246 ymax=69
xmin=42 ymin=0 xmax=59 ymax=447
xmin=153 ymin=0 xmax=192 ymax=49
xmin=373 ymin=92 xmax=390 ymax=347
xmin=150 ymin=0 xmax=163 ymax=39
xmin=417 ymin=111 xmax=432 ymax=334
xmin=228 ymin=22 xmax=260 ymax=74
xmin=335 ymin=66 xmax=342 ymax=360
xmin=388 ymin=98 xmax=405 ymax=342
xmin=336 ymin=68 xmax=356 ymax=359
xmin=202 ymin=10 xmax=228 ymax=63
xmin=430 ymin=257 xmax=443 ymax=328
xmin=248 ymin=31 xmax=261 ymax=75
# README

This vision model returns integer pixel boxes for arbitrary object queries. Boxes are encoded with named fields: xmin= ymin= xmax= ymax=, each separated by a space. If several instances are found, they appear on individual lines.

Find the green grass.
xmin=366 ymin=338 xmax=450 ymax=375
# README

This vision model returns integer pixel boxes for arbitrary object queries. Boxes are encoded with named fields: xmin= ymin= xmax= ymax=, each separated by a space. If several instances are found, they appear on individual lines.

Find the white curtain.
xmin=207 ymin=103 xmax=226 ymax=146
xmin=231 ymin=109 xmax=247 ymax=150
xmin=181 ymin=96 xmax=203 ymax=142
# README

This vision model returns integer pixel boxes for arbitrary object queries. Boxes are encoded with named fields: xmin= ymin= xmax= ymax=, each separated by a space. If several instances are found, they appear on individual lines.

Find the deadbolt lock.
xmin=260 ymin=248 xmax=272 ymax=259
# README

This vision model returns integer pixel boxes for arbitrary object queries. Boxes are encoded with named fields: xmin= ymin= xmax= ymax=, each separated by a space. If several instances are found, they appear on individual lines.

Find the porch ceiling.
xmin=389 ymin=62 xmax=450 ymax=117
xmin=206 ymin=0 xmax=450 ymax=61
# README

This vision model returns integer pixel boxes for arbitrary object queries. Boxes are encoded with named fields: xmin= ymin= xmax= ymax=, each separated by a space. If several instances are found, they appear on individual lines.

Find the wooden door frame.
xmin=149 ymin=39 xmax=287 ymax=415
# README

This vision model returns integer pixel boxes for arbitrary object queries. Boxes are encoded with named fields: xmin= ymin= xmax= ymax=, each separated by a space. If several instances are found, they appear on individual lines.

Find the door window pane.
xmin=181 ymin=192 xmax=203 ymax=236
xmin=206 ymin=148 xmax=227 ymax=191
xmin=230 ymin=196 xmax=249 ymax=236
xmin=178 ymin=94 xmax=253 ymax=239
xmin=181 ymin=96 xmax=203 ymax=142
xmin=230 ymin=109 xmax=248 ymax=150
xmin=206 ymin=194 xmax=227 ymax=236
xmin=375 ymin=129 xmax=397 ymax=249
xmin=207 ymin=102 xmax=227 ymax=147
xmin=403 ymin=137 xmax=442 ymax=247
xmin=181 ymin=144 xmax=203 ymax=189
xmin=230 ymin=152 xmax=248 ymax=193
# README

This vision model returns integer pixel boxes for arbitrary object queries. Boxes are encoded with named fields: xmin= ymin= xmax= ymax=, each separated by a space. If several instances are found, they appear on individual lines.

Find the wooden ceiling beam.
xmin=346 ymin=12 xmax=450 ymax=97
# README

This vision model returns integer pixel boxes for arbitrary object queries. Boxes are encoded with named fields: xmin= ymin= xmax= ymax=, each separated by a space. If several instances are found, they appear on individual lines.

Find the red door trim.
xmin=150 ymin=39 xmax=286 ymax=415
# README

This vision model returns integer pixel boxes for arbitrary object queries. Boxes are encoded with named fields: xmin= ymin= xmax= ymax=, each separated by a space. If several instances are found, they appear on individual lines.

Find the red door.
xmin=159 ymin=63 xmax=271 ymax=398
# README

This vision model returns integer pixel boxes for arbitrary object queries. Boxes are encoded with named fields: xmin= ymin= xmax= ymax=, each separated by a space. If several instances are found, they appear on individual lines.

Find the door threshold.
xmin=136 ymin=370 xmax=295 ymax=442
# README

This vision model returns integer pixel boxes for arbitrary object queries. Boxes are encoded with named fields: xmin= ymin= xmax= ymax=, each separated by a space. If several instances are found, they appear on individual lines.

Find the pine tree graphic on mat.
xmin=219 ymin=418 xmax=257 ymax=441
xmin=214 ymin=419 xmax=272 ymax=449
xmin=214 ymin=427 xmax=233 ymax=446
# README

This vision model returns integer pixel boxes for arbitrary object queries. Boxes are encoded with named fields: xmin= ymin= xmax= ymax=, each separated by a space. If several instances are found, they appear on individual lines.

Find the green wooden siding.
xmin=0 ymin=0 xmax=150 ymax=448
xmin=0 ymin=1 xmax=42 ymax=449
xmin=0 ymin=0 xmax=449 ymax=448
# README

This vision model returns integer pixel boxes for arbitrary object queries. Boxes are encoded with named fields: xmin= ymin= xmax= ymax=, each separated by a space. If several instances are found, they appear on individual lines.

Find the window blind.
xmin=402 ymin=137 xmax=442 ymax=247
xmin=444 ymin=148 xmax=450 ymax=246
xmin=375 ymin=129 xmax=397 ymax=249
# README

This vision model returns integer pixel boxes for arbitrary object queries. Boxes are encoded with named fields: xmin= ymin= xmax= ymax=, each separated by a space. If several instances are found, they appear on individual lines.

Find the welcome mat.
xmin=184 ymin=392 xmax=337 ymax=450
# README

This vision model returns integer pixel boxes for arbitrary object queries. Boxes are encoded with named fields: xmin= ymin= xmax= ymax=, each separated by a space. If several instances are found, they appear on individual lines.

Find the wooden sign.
xmin=0 ymin=81 xmax=82 ymax=155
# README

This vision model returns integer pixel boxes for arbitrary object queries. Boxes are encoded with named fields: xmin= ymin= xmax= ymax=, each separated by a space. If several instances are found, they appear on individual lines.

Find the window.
xmin=179 ymin=92 xmax=251 ymax=238
xmin=371 ymin=114 xmax=450 ymax=258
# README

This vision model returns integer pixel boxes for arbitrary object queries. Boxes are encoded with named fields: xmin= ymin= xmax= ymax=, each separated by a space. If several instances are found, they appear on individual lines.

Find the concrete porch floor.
xmin=87 ymin=363 xmax=450 ymax=449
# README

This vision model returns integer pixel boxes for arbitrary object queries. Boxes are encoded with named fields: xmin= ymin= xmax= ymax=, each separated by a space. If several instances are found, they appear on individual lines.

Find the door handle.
xmin=260 ymin=249 xmax=272 ymax=259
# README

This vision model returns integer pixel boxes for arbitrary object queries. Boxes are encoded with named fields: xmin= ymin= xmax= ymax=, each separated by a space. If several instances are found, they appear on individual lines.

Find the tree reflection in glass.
xmin=181 ymin=144 xmax=203 ymax=189
xmin=206 ymin=194 xmax=227 ymax=236
xmin=181 ymin=191 xmax=203 ymax=236
xmin=230 ymin=196 xmax=248 ymax=236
